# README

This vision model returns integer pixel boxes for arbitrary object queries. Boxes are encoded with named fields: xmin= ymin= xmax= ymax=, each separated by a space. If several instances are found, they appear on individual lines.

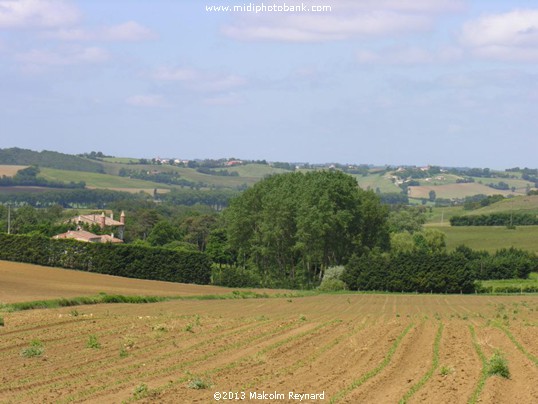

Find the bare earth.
xmin=1 ymin=262 xmax=538 ymax=403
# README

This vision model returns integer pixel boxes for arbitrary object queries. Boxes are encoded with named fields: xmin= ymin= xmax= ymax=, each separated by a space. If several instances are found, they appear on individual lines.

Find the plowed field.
xmin=2 ymin=263 xmax=538 ymax=403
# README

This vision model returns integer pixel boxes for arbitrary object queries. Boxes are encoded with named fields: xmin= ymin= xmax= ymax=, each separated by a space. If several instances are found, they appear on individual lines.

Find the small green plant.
xmin=87 ymin=334 xmax=101 ymax=349
xmin=133 ymin=383 xmax=149 ymax=399
xmin=188 ymin=377 xmax=211 ymax=390
xmin=70 ymin=309 xmax=79 ymax=317
xmin=119 ymin=345 xmax=129 ymax=358
xmin=21 ymin=340 xmax=44 ymax=358
xmin=299 ymin=314 xmax=307 ymax=321
xmin=487 ymin=350 xmax=510 ymax=379
xmin=184 ymin=323 xmax=194 ymax=333
xmin=0 ymin=316 xmax=4 ymax=327
xmin=440 ymin=366 xmax=454 ymax=376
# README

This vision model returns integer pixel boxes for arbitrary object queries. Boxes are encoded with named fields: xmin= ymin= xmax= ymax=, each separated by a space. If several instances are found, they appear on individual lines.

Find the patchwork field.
xmin=409 ymin=183 xmax=518 ymax=200
xmin=2 ymin=262 xmax=538 ymax=403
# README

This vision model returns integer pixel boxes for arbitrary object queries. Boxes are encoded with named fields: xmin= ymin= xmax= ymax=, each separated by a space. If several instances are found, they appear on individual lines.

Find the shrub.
xmin=487 ymin=350 xmax=510 ymax=378
xmin=317 ymin=279 xmax=348 ymax=292
xmin=21 ymin=340 xmax=44 ymax=358
xmin=211 ymin=266 xmax=261 ymax=288
xmin=188 ymin=377 xmax=211 ymax=390
xmin=322 ymin=266 xmax=345 ymax=281
xmin=87 ymin=334 xmax=101 ymax=349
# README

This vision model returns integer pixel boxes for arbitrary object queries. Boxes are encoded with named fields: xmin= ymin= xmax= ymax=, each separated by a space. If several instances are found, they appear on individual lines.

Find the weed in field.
xmin=487 ymin=350 xmax=510 ymax=379
xmin=152 ymin=324 xmax=168 ymax=332
xmin=188 ymin=377 xmax=211 ymax=390
xmin=440 ymin=366 xmax=454 ymax=376
xmin=184 ymin=323 xmax=194 ymax=333
xmin=0 ymin=316 xmax=4 ymax=326
xmin=87 ymin=334 xmax=101 ymax=349
xmin=119 ymin=345 xmax=128 ymax=358
xmin=133 ymin=383 xmax=149 ymax=399
xmin=194 ymin=314 xmax=201 ymax=326
xmin=70 ymin=309 xmax=79 ymax=317
xmin=21 ymin=340 xmax=44 ymax=358
xmin=299 ymin=314 xmax=307 ymax=321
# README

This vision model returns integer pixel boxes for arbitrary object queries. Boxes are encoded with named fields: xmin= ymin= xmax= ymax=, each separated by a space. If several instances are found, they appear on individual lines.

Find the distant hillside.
xmin=464 ymin=195 xmax=538 ymax=216
xmin=0 ymin=148 xmax=104 ymax=173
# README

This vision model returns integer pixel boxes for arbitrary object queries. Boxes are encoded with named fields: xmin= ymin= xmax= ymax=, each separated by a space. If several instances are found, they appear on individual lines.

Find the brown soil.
xmin=2 ymin=264 xmax=538 ymax=403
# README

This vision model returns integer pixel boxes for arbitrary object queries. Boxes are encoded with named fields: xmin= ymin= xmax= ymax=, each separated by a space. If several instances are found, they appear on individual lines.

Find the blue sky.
xmin=1 ymin=0 xmax=537 ymax=168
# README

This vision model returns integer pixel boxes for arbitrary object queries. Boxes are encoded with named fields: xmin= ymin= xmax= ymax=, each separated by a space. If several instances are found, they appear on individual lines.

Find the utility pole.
xmin=7 ymin=204 xmax=11 ymax=234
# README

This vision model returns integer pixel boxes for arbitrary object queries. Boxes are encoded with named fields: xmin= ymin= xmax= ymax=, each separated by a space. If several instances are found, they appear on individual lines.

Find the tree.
xmin=146 ymin=220 xmax=180 ymax=246
xmin=429 ymin=190 xmax=436 ymax=202
xmin=223 ymin=171 xmax=389 ymax=285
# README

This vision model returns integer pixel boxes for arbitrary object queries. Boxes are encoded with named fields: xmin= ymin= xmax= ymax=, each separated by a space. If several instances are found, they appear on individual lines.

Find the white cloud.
xmin=221 ymin=0 xmax=464 ymax=42
xmin=0 ymin=0 xmax=79 ymax=29
xmin=45 ymin=21 xmax=157 ymax=42
xmin=357 ymin=46 xmax=462 ymax=65
xmin=153 ymin=66 xmax=247 ymax=92
xmin=16 ymin=46 xmax=110 ymax=66
xmin=461 ymin=9 xmax=538 ymax=61
xmin=126 ymin=94 xmax=166 ymax=107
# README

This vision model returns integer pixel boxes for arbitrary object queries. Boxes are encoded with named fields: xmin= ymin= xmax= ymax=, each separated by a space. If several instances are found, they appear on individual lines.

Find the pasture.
xmin=2 ymin=262 xmax=538 ymax=403
xmin=426 ymin=224 xmax=538 ymax=253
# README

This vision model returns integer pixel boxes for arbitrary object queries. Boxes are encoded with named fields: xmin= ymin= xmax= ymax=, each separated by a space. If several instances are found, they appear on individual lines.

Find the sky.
xmin=1 ymin=0 xmax=537 ymax=169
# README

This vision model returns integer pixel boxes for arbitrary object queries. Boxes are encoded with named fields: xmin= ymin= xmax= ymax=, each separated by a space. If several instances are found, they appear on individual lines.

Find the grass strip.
xmin=399 ymin=322 xmax=444 ymax=404
xmin=329 ymin=323 xmax=414 ymax=404
xmin=0 ymin=290 xmax=315 ymax=313
xmin=494 ymin=322 xmax=538 ymax=366
xmin=468 ymin=325 xmax=488 ymax=404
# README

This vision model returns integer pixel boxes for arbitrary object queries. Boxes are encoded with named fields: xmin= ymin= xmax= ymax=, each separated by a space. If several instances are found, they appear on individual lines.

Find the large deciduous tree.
xmin=223 ymin=170 xmax=389 ymax=285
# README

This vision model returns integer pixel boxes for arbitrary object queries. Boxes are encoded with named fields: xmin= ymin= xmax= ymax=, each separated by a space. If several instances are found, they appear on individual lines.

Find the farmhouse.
xmin=52 ymin=211 xmax=126 ymax=243
xmin=53 ymin=229 xmax=123 ymax=243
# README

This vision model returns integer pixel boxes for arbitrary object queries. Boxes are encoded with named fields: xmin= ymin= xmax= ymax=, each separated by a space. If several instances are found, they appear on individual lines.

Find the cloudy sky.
xmin=1 ymin=0 xmax=537 ymax=168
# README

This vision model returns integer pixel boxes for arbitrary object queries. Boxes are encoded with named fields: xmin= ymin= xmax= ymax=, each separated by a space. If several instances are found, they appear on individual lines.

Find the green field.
xmin=354 ymin=173 xmax=401 ymax=193
xmin=101 ymin=157 xmax=141 ymax=164
xmin=480 ymin=272 xmax=538 ymax=290
xmin=221 ymin=163 xmax=289 ymax=178
xmin=469 ymin=195 xmax=538 ymax=216
xmin=40 ymin=167 xmax=172 ymax=192
xmin=427 ymin=224 xmax=538 ymax=253
xmin=426 ymin=206 xmax=465 ymax=224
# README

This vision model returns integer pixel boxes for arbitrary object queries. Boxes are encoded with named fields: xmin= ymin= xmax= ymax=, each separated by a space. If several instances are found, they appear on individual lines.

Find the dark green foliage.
xmin=343 ymin=250 xmax=475 ymax=293
xmin=470 ymin=248 xmax=537 ymax=280
xmin=160 ymin=188 xmax=238 ymax=208
xmin=211 ymin=266 xmax=261 ymax=288
xmin=450 ymin=213 xmax=538 ymax=226
xmin=0 ymin=148 xmax=104 ymax=173
xmin=0 ymin=233 xmax=211 ymax=284
xmin=0 ymin=188 xmax=147 ymax=208
xmin=224 ymin=171 xmax=389 ymax=286
xmin=379 ymin=193 xmax=409 ymax=205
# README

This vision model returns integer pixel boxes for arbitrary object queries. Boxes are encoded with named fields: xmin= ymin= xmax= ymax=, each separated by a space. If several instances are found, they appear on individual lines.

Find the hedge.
xmin=343 ymin=251 xmax=475 ymax=294
xmin=0 ymin=233 xmax=211 ymax=284
xmin=450 ymin=213 xmax=538 ymax=226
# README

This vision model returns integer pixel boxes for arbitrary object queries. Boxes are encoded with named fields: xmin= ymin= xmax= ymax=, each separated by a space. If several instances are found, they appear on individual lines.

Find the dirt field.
xmin=2 ymin=263 xmax=538 ymax=403
xmin=0 ymin=165 xmax=28 ymax=177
